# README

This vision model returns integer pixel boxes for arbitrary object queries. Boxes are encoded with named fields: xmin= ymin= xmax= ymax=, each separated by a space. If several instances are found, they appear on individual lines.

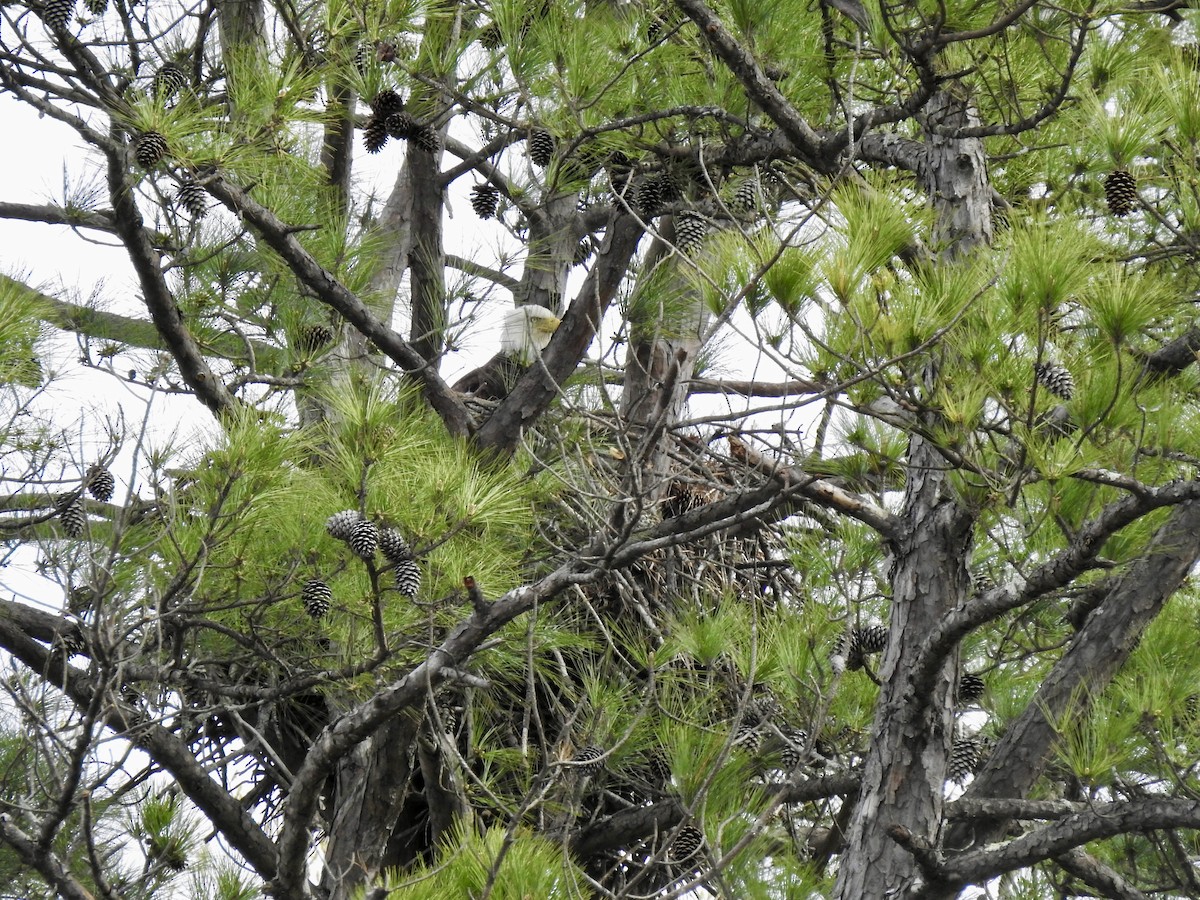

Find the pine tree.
xmin=7 ymin=3 xmax=1200 ymax=899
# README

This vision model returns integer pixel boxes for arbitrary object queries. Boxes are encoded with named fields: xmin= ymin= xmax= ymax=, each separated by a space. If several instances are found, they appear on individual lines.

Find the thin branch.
xmin=0 ymin=618 xmax=280 ymax=883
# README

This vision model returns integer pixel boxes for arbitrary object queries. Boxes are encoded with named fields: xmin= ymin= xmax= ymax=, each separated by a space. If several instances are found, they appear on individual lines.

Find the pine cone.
xmin=673 ymin=211 xmax=708 ymax=255
xmin=385 ymin=111 xmax=419 ymax=140
xmin=730 ymin=178 xmax=758 ymax=213
xmin=409 ymin=124 xmax=440 ymax=154
xmin=948 ymin=737 xmax=989 ymax=783
xmin=301 ymin=579 xmax=333 ymax=619
xmin=394 ymin=558 xmax=421 ymax=597
xmin=348 ymin=519 xmax=379 ymax=559
xmin=53 ymin=628 xmax=85 ymax=656
xmin=432 ymin=701 xmax=459 ymax=733
xmin=528 ymin=129 xmax=555 ymax=167
xmin=635 ymin=177 xmax=664 ymax=217
xmin=298 ymin=324 xmax=334 ymax=352
xmin=175 ymin=177 xmax=207 ymax=218
xmin=370 ymin=89 xmax=404 ymax=117
xmin=732 ymin=723 xmax=761 ymax=754
xmin=470 ymin=183 xmax=500 ymax=220
xmin=134 ymin=131 xmax=168 ymax=169
xmin=59 ymin=498 xmax=86 ymax=537
xmin=573 ymin=745 xmax=604 ymax=776
xmin=86 ymin=464 xmax=114 ymax=501
xmin=1104 ymin=168 xmax=1137 ymax=217
xmin=378 ymin=527 xmax=411 ymax=564
xmin=853 ymin=624 xmax=888 ymax=655
xmin=779 ymin=728 xmax=809 ymax=770
xmin=668 ymin=825 xmax=704 ymax=862
xmin=957 ymin=672 xmax=985 ymax=705
xmin=42 ymin=0 xmax=74 ymax=30
xmin=1034 ymin=361 xmax=1075 ymax=401
xmin=325 ymin=509 xmax=362 ymax=541
xmin=153 ymin=63 xmax=188 ymax=100
xmin=363 ymin=115 xmax=389 ymax=154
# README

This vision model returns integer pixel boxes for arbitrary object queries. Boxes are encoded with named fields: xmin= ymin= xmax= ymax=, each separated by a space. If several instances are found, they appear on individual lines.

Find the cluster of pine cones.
xmin=362 ymin=90 xmax=439 ymax=155
xmin=57 ymin=463 xmax=114 ymax=538
xmin=303 ymin=510 xmax=422 ymax=619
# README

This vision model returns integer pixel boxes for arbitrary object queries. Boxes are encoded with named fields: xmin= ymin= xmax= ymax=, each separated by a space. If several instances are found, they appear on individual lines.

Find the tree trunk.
xmin=321 ymin=714 xmax=420 ymax=900
xmin=619 ymin=226 xmax=706 ymax=502
xmin=406 ymin=143 xmax=447 ymax=364
xmin=518 ymin=191 xmax=581 ymax=315
xmin=216 ymin=0 xmax=265 ymax=71
xmin=833 ymin=431 xmax=974 ymax=898
xmin=834 ymin=87 xmax=991 ymax=899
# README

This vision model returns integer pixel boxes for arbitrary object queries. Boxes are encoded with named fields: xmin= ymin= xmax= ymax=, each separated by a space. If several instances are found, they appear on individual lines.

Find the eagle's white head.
xmin=500 ymin=304 xmax=561 ymax=365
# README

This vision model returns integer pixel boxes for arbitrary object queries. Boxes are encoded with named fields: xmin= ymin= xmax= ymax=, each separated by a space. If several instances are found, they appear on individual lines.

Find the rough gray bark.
xmin=405 ymin=6 xmax=457 ymax=365
xmin=832 ymin=430 xmax=974 ymax=899
xmin=216 ymin=0 xmax=265 ymax=118
xmin=320 ymin=82 xmax=355 ymax=211
xmin=517 ymin=191 xmax=581 ymax=314
xmin=834 ymin=88 xmax=991 ymax=899
xmin=320 ymin=716 xmax=419 ymax=900
xmin=406 ymin=141 xmax=447 ymax=364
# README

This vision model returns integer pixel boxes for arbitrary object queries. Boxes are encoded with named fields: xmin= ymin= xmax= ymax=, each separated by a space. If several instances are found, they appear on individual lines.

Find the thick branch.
xmin=674 ymin=0 xmax=827 ymax=168
xmin=202 ymin=174 xmax=474 ymax=437
xmin=911 ymin=478 xmax=1200 ymax=699
xmin=0 ymin=814 xmax=96 ymax=900
xmin=922 ymin=498 xmax=1200 ymax=900
xmin=931 ymin=798 xmax=1200 ymax=890
xmin=471 ymin=210 xmax=644 ymax=453
xmin=1142 ymin=326 xmax=1200 ymax=377
xmin=105 ymin=151 xmax=238 ymax=418
xmin=0 ymin=598 xmax=81 ymax=645
xmin=687 ymin=377 xmax=824 ymax=398
xmin=0 ymin=201 xmax=117 ymax=233
xmin=946 ymin=797 xmax=1086 ymax=821
xmin=1053 ymin=847 xmax=1150 ymax=900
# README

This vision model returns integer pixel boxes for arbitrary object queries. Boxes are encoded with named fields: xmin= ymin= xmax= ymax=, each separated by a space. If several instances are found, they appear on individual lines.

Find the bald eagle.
xmin=453 ymin=305 xmax=561 ymax=400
